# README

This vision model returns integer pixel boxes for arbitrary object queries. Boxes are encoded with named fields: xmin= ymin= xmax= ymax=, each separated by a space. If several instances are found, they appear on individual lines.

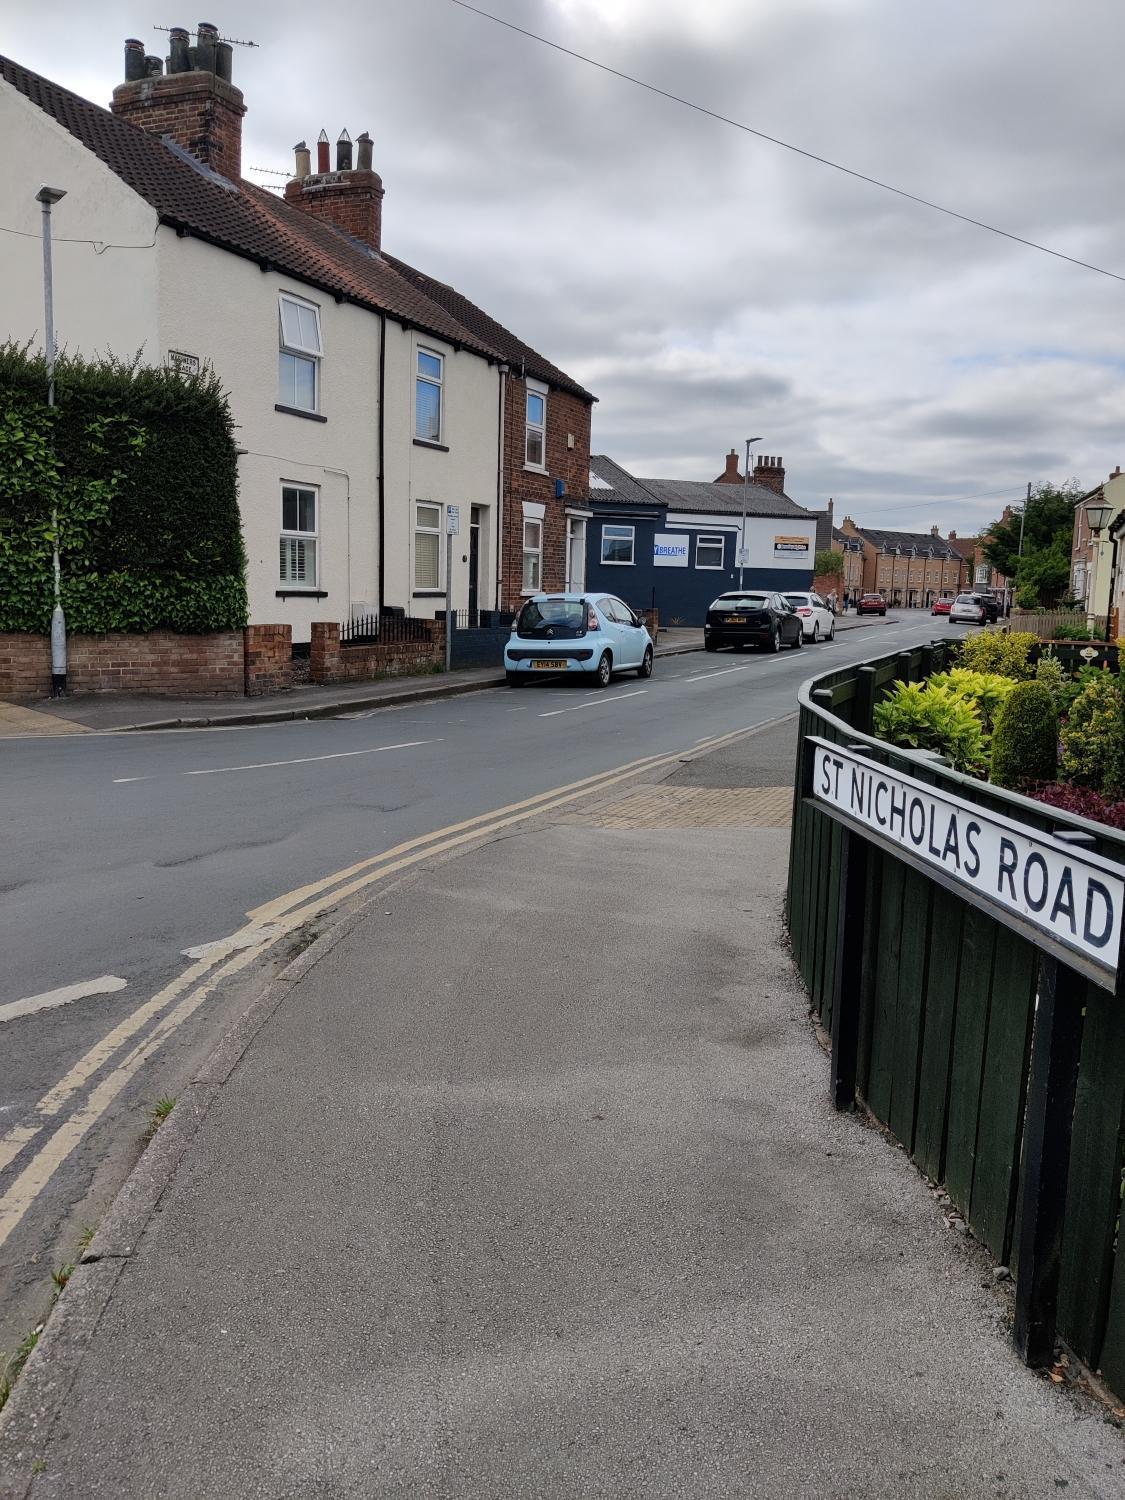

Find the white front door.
xmin=566 ymin=517 xmax=587 ymax=593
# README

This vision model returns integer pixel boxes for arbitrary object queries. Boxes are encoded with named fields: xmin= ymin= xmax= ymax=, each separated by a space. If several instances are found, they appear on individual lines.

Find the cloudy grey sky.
xmin=7 ymin=0 xmax=1125 ymax=533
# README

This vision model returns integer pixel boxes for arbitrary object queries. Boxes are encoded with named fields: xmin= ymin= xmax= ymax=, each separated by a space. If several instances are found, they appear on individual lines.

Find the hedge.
xmin=0 ymin=342 xmax=247 ymax=634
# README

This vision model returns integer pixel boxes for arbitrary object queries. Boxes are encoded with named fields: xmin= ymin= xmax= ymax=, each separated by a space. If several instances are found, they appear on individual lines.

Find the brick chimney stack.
xmin=714 ymin=449 xmax=742 ymax=484
xmin=753 ymin=456 xmax=787 ymax=496
xmin=284 ymin=126 xmax=385 ymax=251
xmin=111 ymin=23 xmax=246 ymax=182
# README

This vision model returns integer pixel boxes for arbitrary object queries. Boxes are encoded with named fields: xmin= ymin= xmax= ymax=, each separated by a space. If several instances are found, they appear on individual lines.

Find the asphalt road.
xmin=0 ymin=611 xmax=957 ymax=1355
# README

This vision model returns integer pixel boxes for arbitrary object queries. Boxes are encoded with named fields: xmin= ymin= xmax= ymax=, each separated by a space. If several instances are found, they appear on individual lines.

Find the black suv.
xmin=971 ymin=592 xmax=1001 ymax=623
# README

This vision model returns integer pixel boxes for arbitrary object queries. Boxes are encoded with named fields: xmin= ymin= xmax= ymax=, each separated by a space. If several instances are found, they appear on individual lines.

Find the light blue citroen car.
xmin=504 ymin=592 xmax=654 ymax=688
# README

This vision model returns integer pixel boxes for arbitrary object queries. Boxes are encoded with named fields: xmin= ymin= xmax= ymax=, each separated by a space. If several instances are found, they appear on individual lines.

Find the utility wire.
xmin=448 ymin=0 xmax=1125 ymax=286
xmin=860 ymin=485 xmax=1027 ymax=514
xmin=0 ymin=224 xmax=157 ymax=255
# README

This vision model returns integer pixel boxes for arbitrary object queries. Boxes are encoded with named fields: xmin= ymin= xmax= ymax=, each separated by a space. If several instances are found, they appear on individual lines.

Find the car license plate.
xmin=724 ymin=615 xmax=746 ymax=624
xmin=532 ymin=659 xmax=566 ymax=669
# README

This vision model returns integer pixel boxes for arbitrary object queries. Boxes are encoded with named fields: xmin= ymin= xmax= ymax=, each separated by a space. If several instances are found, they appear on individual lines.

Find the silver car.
xmin=949 ymin=592 xmax=986 ymax=624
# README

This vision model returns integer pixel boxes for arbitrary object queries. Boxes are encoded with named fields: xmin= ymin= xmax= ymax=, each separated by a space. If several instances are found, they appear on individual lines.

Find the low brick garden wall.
xmin=0 ymin=630 xmax=245 ymax=700
xmin=309 ymin=621 xmax=443 ymax=685
xmin=1 ymin=620 xmax=447 ymax=702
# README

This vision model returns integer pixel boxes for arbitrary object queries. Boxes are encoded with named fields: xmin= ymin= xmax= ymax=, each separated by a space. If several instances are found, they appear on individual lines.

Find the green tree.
xmin=814 ymin=549 xmax=843 ymax=579
xmin=981 ymin=482 xmax=1080 ymax=606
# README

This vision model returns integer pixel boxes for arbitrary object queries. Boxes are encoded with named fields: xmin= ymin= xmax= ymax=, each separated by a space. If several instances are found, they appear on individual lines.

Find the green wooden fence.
xmin=787 ymin=642 xmax=1125 ymax=1393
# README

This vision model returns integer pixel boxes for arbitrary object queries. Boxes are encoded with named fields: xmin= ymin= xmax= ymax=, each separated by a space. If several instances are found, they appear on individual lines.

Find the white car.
xmin=949 ymin=593 xmax=986 ymax=625
xmin=783 ymin=591 xmax=836 ymax=642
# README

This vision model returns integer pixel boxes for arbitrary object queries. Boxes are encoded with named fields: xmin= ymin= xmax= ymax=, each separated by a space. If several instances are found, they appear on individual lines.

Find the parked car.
xmin=704 ymin=592 xmax=804 ymax=653
xmin=931 ymin=596 xmax=954 ymax=616
xmin=783 ymin=591 xmax=836 ymax=642
xmin=857 ymin=593 xmax=887 ymax=616
xmin=971 ymin=592 xmax=1001 ymax=623
xmin=949 ymin=593 xmax=986 ymax=624
xmin=504 ymin=593 xmax=653 ymax=687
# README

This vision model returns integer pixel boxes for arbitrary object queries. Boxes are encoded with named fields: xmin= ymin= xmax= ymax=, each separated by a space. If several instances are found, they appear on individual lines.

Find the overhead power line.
xmin=448 ymin=0 xmax=1125 ymax=286
xmin=856 ymin=485 xmax=1026 ymax=514
xmin=0 ymin=224 xmax=157 ymax=254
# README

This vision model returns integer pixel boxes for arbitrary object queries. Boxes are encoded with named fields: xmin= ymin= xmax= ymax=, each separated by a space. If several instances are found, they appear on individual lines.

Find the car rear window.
xmin=712 ymin=595 xmax=769 ymax=611
xmin=955 ymin=594 xmax=977 ymax=604
xmin=784 ymin=594 xmax=811 ymax=608
xmin=515 ymin=599 xmax=587 ymax=637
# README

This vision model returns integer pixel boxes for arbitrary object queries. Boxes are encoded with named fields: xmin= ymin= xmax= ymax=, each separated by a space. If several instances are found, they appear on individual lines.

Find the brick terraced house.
xmin=0 ymin=29 xmax=594 ymax=637
xmin=838 ymin=518 xmax=966 ymax=607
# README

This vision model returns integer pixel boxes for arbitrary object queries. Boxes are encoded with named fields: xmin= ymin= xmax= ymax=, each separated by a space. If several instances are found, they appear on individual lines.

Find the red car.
xmin=931 ymin=596 xmax=954 ymax=616
xmin=857 ymin=593 xmax=887 ymax=616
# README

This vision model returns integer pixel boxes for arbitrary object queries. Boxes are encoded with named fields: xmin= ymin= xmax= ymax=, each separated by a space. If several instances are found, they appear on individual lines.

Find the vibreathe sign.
xmin=653 ymin=533 xmax=689 ymax=567
xmin=807 ymin=737 xmax=1124 ymax=985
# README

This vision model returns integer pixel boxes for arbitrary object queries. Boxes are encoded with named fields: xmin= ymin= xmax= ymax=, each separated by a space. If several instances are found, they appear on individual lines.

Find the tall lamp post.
xmin=1083 ymin=497 xmax=1116 ymax=643
xmin=738 ymin=436 xmax=762 ymax=590
xmin=37 ymin=184 xmax=68 ymax=695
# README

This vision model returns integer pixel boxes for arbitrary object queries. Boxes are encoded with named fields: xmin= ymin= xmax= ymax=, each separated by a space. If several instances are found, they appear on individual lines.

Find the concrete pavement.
xmin=3 ymin=718 xmax=1121 ymax=1498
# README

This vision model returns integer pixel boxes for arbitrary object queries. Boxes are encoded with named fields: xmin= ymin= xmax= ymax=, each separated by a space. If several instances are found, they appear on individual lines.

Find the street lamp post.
xmin=37 ymin=184 xmax=67 ymax=695
xmin=1083 ymin=498 xmax=1116 ymax=643
xmin=738 ymin=436 xmax=762 ymax=590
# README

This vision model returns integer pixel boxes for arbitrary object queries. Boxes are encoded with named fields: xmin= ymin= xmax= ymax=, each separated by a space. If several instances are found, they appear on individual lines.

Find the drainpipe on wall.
xmin=496 ymin=363 xmax=508 ymax=611
xmin=377 ymin=312 xmax=386 ymax=610
xmin=323 ymin=467 xmax=351 ymax=621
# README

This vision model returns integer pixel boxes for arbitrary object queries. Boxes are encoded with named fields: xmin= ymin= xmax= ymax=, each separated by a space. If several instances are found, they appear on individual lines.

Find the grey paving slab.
xmin=8 ymin=819 xmax=1122 ymax=1499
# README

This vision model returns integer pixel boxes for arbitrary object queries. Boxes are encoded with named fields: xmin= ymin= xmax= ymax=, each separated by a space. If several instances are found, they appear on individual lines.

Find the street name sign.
xmin=806 ymin=736 xmax=1124 ymax=986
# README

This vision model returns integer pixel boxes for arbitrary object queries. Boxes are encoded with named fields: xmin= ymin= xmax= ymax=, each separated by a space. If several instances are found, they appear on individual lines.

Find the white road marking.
xmin=539 ymin=689 xmax=648 ymax=718
xmin=113 ymin=776 xmax=151 ymax=784
xmin=684 ymin=662 xmax=762 ymax=682
xmin=182 ymin=739 xmax=437 ymax=777
xmin=0 ymin=976 xmax=127 ymax=1027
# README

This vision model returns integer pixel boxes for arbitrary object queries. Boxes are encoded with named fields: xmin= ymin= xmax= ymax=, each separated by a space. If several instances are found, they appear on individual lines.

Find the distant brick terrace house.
xmin=584 ymin=453 xmax=830 ymax=626
xmin=0 ymin=30 xmax=594 ymax=637
xmin=837 ymin=519 xmax=966 ymax=607
xmin=1071 ymin=468 xmax=1125 ymax=615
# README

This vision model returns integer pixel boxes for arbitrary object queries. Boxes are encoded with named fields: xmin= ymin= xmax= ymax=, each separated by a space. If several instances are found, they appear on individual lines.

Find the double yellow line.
xmin=0 ymin=721 xmax=772 ymax=1252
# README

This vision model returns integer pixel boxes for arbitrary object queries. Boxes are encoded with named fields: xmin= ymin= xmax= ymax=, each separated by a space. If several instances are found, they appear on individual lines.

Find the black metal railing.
xmin=342 ymin=612 xmax=433 ymax=646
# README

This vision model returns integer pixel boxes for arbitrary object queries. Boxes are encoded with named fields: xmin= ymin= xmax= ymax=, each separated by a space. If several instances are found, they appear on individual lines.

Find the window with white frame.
xmin=416 ymin=349 xmax=443 ymax=442
xmin=525 ymin=381 xmax=547 ymax=468
xmin=696 ymin=533 xmax=724 ymax=569
xmin=278 ymin=294 xmax=322 ymax=412
xmin=279 ymin=484 xmax=318 ymax=587
xmin=415 ymin=502 xmax=442 ymax=590
xmin=522 ymin=518 xmax=543 ymax=591
xmin=601 ymin=524 xmax=634 ymax=565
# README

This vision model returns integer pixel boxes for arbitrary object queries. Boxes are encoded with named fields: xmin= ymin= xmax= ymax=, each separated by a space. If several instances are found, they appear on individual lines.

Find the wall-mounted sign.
xmin=806 ymin=736 xmax=1124 ymax=986
xmin=653 ymin=533 xmax=689 ymax=567
xmin=447 ymin=505 xmax=460 ymax=535
xmin=167 ymin=350 xmax=199 ymax=376
xmin=774 ymin=535 xmax=810 ymax=557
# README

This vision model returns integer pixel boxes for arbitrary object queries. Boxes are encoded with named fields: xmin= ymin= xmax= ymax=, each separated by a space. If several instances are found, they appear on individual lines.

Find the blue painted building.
xmin=582 ymin=454 xmax=830 ymax=626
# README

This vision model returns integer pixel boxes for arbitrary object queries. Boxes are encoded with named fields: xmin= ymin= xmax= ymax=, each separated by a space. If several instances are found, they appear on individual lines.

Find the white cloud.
xmin=5 ymin=0 xmax=1124 ymax=534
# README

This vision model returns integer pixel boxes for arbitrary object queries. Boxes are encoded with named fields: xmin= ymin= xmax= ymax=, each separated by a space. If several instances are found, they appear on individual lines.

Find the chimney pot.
xmin=144 ymin=54 xmax=164 ymax=77
xmin=215 ymin=40 xmax=233 ymax=82
xmin=195 ymin=21 xmax=218 ymax=73
xmin=168 ymin=26 xmax=191 ymax=73
xmin=336 ymin=128 xmax=353 ymax=171
xmin=293 ymin=140 xmax=311 ymax=179
xmin=124 ymin=38 xmax=147 ymax=82
xmin=356 ymin=131 xmax=374 ymax=171
xmin=317 ymin=129 xmax=330 ymax=173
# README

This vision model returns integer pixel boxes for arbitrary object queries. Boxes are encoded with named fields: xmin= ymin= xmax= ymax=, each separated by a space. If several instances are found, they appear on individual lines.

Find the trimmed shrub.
xmin=1050 ymin=621 xmax=1095 ymax=641
xmin=931 ymin=667 xmax=1015 ymax=737
xmin=1057 ymin=661 xmax=1113 ymax=719
xmin=990 ymin=681 xmax=1058 ymax=790
xmin=0 ymin=342 xmax=246 ymax=634
xmin=1034 ymin=650 xmax=1068 ymax=710
xmin=958 ymin=630 xmax=1037 ymax=680
xmin=1060 ymin=672 xmax=1124 ymax=794
xmin=873 ymin=680 xmax=984 ymax=773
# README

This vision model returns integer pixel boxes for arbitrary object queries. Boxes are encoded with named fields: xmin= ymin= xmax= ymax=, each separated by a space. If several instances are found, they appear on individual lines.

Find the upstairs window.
xmin=522 ymin=519 xmax=543 ymax=591
xmin=280 ymin=484 xmax=318 ymax=587
xmin=416 ymin=349 xmax=444 ymax=443
xmin=525 ymin=381 xmax=547 ymax=469
xmin=278 ymin=294 xmax=322 ymax=412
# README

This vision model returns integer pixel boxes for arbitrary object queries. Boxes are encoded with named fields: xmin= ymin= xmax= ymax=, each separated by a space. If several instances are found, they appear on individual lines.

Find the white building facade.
xmin=0 ymin=35 xmax=590 ymax=640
